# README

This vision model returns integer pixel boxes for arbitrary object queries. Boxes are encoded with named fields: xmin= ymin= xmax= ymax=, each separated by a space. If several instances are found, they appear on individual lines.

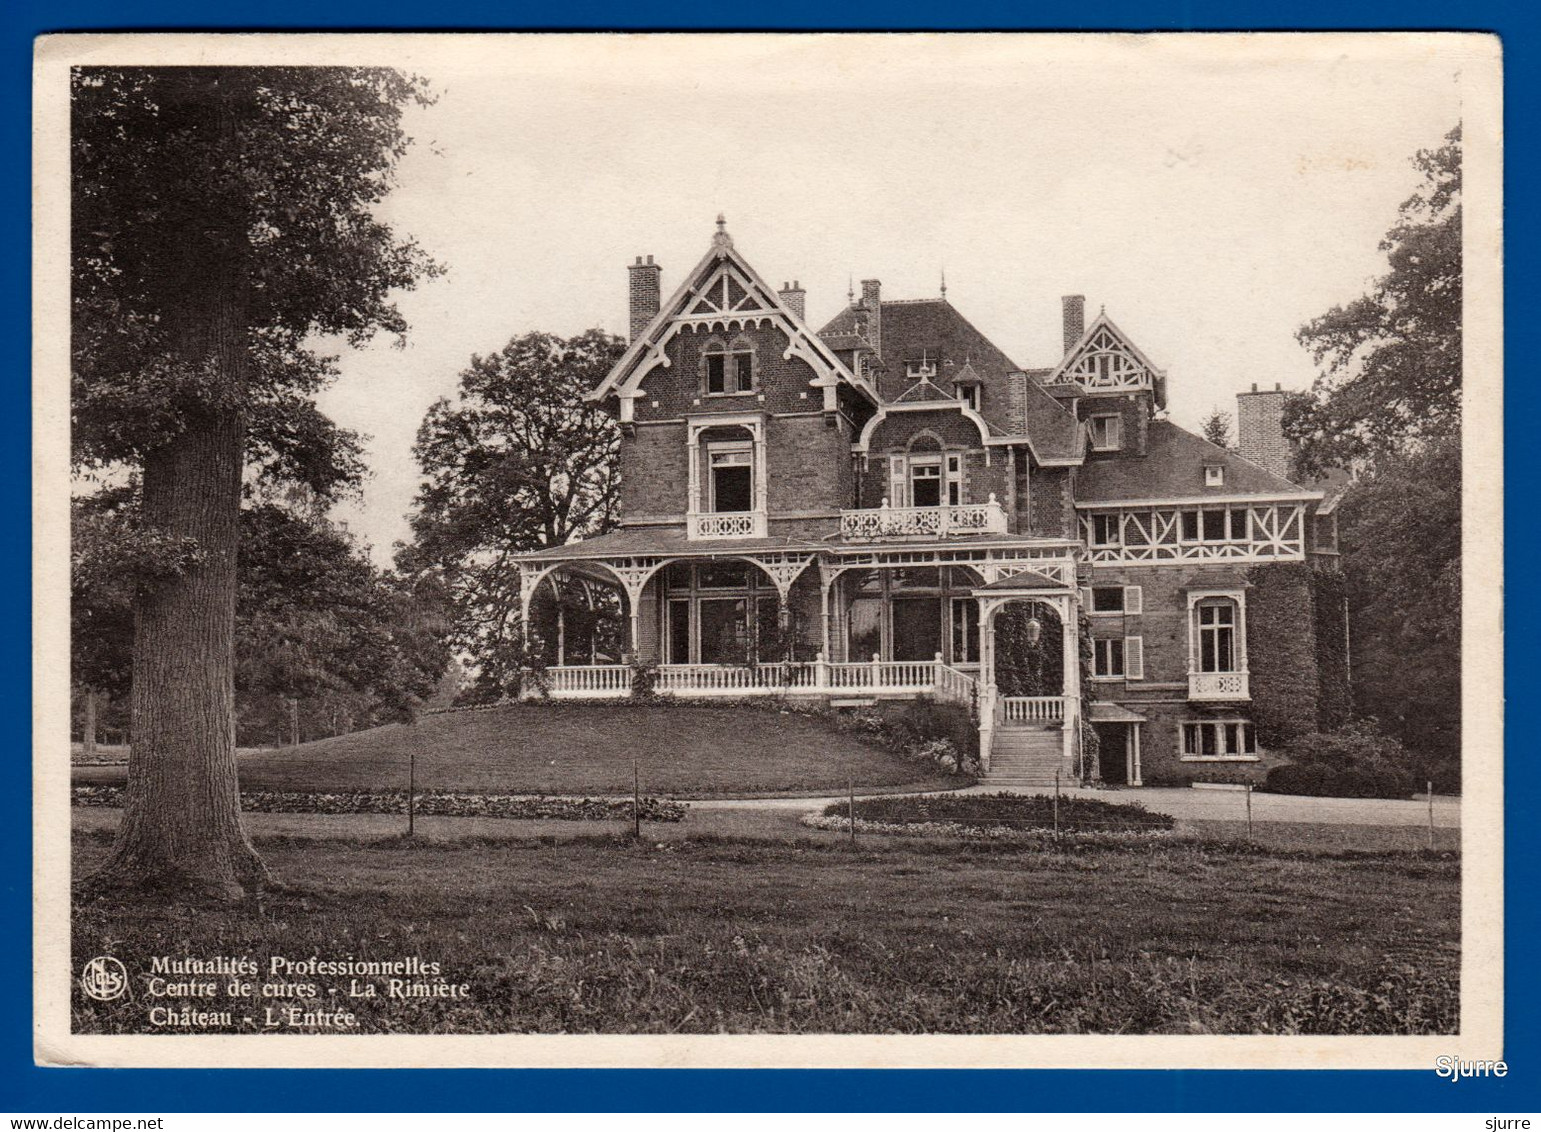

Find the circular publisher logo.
xmin=80 ymin=956 xmax=128 ymax=1001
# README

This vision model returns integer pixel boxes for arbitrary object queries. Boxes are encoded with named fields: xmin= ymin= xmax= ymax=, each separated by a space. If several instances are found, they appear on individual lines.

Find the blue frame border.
xmin=5 ymin=1 xmax=1528 ymax=1113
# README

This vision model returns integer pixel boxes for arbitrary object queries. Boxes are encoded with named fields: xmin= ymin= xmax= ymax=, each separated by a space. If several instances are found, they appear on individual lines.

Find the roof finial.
xmin=848 ymin=275 xmax=855 ymax=304
xmin=940 ymin=267 xmax=947 ymax=299
xmin=712 ymin=213 xmax=733 ymax=250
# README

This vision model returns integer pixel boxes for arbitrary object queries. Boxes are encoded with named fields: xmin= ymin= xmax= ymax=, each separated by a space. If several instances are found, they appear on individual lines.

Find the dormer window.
xmin=1088 ymin=414 xmax=1123 ymax=452
xmin=1205 ymin=465 xmax=1225 ymax=487
xmin=906 ymin=354 xmax=938 ymax=380
xmin=958 ymin=385 xmax=980 ymax=412
xmin=704 ymin=337 xmax=754 ymax=395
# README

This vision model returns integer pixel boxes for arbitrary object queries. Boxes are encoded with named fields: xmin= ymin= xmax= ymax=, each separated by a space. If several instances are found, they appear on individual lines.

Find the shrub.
xmin=881 ymin=697 xmax=978 ymax=759
xmin=628 ymin=657 xmax=659 ymax=701
xmin=73 ymin=784 xmax=688 ymax=822
xmin=1261 ymin=719 xmax=1416 ymax=799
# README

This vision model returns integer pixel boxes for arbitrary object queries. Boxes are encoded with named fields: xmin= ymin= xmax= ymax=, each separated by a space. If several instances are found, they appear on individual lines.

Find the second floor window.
xmin=1089 ymin=513 xmax=1121 ymax=546
xmin=1181 ymin=508 xmax=1250 ymax=542
xmin=910 ymin=461 xmax=942 ymax=507
xmin=888 ymin=450 xmax=963 ymax=508
xmin=705 ymin=341 xmax=754 ymax=395
xmin=1196 ymin=600 xmax=1238 ymax=673
xmin=708 ymin=445 xmax=753 ymax=513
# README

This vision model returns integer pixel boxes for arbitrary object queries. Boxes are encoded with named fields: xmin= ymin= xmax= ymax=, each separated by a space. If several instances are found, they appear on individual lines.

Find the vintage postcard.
xmin=35 ymin=31 xmax=1503 ymax=1070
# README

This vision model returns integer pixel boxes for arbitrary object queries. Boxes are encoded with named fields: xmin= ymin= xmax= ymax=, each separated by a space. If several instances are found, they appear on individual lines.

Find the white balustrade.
xmin=541 ymin=655 xmax=984 ymax=703
xmin=999 ymin=696 xmax=1065 ymax=724
xmin=688 ymin=510 xmax=766 ymax=540
xmin=932 ymin=659 xmax=978 ymax=707
xmin=1188 ymin=671 xmax=1250 ymax=701
xmin=839 ymin=498 xmax=1007 ymax=542
xmin=542 ymin=665 xmax=631 ymax=699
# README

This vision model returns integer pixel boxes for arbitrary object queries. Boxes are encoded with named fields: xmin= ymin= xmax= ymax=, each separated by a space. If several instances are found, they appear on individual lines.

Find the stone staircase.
xmin=986 ymin=724 xmax=1069 ymax=788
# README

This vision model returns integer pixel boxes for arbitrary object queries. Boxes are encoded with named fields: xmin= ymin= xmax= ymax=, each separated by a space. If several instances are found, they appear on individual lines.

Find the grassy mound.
xmin=70 ymin=701 xmax=967 ymax=799
xmin=827 ymin=791 xmax=1174 ymax=834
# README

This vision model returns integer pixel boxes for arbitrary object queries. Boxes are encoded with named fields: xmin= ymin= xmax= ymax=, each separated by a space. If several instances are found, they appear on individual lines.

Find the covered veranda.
xmin=512 ymin=531 xmax=1083 ymax=724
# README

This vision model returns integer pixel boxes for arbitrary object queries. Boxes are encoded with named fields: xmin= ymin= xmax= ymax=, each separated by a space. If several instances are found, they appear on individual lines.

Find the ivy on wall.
xmin=1078 ymin=610 xmax=1101 ymax=781
xmin=1244 ymin=562 xmax=1321 ymax=746
xmin=994 ymin=603 xmax=1064 ymax=697
xmin=1311 ymin=568 xmax=1352 ymax=731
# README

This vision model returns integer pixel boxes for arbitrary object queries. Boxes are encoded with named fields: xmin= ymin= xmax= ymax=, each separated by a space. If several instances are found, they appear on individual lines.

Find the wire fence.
xmin=71 ymin=748 xmax=1459 ymax=855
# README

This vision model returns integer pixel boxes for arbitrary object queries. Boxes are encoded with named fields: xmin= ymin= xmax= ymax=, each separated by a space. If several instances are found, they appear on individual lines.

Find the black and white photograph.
xmin=36 ymin=32 xmax=1502 ymax=1069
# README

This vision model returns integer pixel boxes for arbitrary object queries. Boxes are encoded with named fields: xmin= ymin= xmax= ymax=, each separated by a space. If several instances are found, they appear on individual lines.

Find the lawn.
xmin=72 ymin=829 xmax=1459 ymax=1035
xmin=69 ymin=702 xmax=963 ymax=798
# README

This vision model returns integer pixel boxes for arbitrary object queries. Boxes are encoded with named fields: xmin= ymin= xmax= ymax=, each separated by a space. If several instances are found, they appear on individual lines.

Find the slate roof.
xmin=514 ymin=525 xmax=1072 ymax=563
xmin=817 ymin=297 xmax=1082 ymax=463
xmin=1089 ymin=702 xmax=1148 ymax=723
xmin=1074 ymin=420 xmax=1318 ymax=503
xmin=513 ymin=527 xmax=826 ymax=561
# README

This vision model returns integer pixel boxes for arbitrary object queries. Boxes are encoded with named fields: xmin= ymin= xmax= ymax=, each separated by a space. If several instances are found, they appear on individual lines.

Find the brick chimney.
xmin=1236 ymin=381 xmax=1294 ymax=481
xmin=778 ymin=280 xmax=807 ymax=322
xmin=628 ymin=255 xmax=662 ymax=342
xmin=860 ymin=279 xmax=882 ymax=356
xmin=1062 ymin=295 xmax=1086 ymax=355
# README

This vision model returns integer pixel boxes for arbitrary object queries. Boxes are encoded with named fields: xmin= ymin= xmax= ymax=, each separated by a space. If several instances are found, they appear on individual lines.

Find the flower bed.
xmin=812 ymin=790 xmax=1174 ymax=840
xmin=71 ymin=784 xmax=687 ymax=823
xmin=801 ymin=812 xmax=1178 ymax=845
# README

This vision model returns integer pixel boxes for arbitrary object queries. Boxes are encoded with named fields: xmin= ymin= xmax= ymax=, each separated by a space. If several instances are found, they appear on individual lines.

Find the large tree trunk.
xmin=88 ymin=71 xmax=268 ymax=901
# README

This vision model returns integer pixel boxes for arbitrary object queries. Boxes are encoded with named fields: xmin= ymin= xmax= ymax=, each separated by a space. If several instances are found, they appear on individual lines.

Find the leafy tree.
xmin=1285 ymin=125 xmax=1461 ymax=476
xmin=406 ymin=330 xmax=625 ymax=697
xmin=1200 ymin=407 xmax=1232 ymax=449
xmin=1336 ymin=436 xmax=1461 ymax=780
xmin=234 ymin=505 xmax=450 ymax=744
xmin=72 ymin=495 xmax=452 ymax=755
xmin=73 ymin=67 xmax=439 ymax=898
xmin=1281 ymin=126 xmax=1463 ymax=782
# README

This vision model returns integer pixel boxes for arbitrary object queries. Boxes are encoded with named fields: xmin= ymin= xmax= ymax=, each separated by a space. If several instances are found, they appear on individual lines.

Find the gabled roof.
xmin=589 ymin=220 xmax=879 ymax=407
xmin=973 ymin=568 xmax=1071 ymax=593
xmin=893 ymin=377 xmax=957 ymax=404
xmin=1074 ymin=420 xmax=1321 ymax=504
xmin=950 ymin=359 xmax=984 ymax=386
xmin=1046 ymin=312 xmax=1168 ymax=409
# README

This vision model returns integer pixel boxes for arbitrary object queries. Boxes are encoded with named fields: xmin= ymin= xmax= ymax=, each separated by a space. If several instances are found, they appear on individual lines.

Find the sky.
xmin=308 ymin=34 xmax=1471 ymax=563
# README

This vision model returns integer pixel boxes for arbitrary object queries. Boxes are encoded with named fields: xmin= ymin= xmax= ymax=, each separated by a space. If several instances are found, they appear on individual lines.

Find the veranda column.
xmin=753 ymin=425 xmax=768 ymax=535
xmin=1060 ymin=593 xmax=1081 ymax=769
xmin=686 ymin=426 xmax=701 ymax=514
xmin=818 ymin=569 xmax=834 ymax=660
xmin=977 ymin=599 xmax=997 ymax=772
